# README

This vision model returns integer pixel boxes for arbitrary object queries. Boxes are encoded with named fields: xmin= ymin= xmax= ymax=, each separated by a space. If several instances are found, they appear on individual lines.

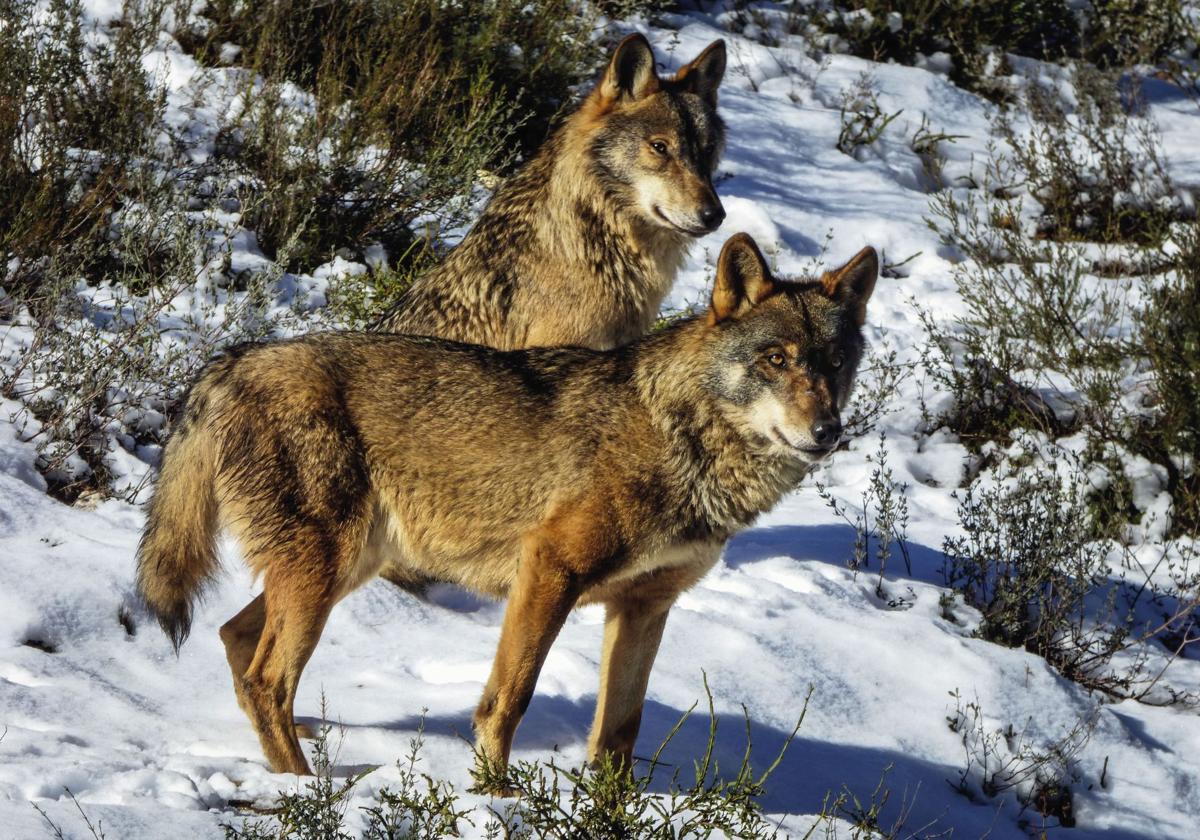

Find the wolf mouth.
xmin=653 ymin=205 xmax=708 ymax=237
xmin=770 ymin=426 xmax=833 ymax=457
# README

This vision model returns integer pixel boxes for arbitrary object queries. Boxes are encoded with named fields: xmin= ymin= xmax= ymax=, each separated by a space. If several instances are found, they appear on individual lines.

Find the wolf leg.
xmin=472 ymin=538 xmax=580 ymax=788
xmin=235 ymin=561 xmax=339 ymax=775
xmin=587 ymin=552 xmax=721 ymax=770
xmin=220 ymin=594 xmax=264 ymax=681
xmin=586 ymin=597 xmax=673 ymax=770
xmin=220 ymin=594 xmax=317 ymax=739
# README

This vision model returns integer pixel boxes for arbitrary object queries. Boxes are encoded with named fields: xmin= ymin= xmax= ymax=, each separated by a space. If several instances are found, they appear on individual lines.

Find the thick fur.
xmin=374 ymin=34 xmax=728 ymax=351
xmin=136 ymin=234 xmax=879 ymax=782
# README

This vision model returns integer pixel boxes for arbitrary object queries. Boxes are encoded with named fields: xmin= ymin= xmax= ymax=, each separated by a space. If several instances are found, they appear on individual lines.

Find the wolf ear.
xmin=676 ymin=40 xmax=726 ymax=107
xmin=598 ymin=33 xmax=659 ymax=105
xmin=710 ymin=233 xmax=775 ymax=325
xmin=821 ymin=246 xmax=879 ymax=327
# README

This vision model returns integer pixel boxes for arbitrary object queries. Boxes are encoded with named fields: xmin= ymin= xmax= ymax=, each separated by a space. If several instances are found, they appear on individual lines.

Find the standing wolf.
xmin=374 ymin=32 xmax=728 ymax=350
xmin=136 ymin=234 xmax=878 ymax=782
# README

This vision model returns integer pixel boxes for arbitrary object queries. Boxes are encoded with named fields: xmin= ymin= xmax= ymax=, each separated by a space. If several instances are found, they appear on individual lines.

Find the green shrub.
xmin=177 ymin=0 xmax=606 ymax=267
xmin=922 ymin=66 xmax=1196 ymax=537
xmin=816 ymin=1 xmax=1189 ymax=99
xmin=0 ymin=0 xmax=617 ymax=498
xmin=999 ymin=65 xmax=1180 ymax=246
xmin=1140 ymin=222 xmax=1200 ymax=531
xmin=225 ymin=719 xmax=468 ymax=840
xmin=185 ymin=0 xmax=600 ymax=161
xmin=225 ymin=685 xmax=810 ymax=840
xmin=942 ymin=458 xmax=1200 ymax=698
xmin=0 ymin=207 xmax=285 ymax=502
xmin=0 ymin=0 xmax=168 ymax=303
xmin=836 ymin=73 xmax=903 ymax=159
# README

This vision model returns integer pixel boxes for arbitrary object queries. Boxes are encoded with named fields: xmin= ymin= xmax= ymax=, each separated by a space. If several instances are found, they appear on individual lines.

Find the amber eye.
xmin=767 ymin=352 xmax=786 ymax=368
xmin=649 ymin=139 xmax=668 ymax=155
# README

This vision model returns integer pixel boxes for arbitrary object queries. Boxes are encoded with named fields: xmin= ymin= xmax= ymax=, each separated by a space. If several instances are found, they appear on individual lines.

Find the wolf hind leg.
xmin=220 ymin=594 xmax=316 ymax=740
xmin=232 ymin=504 xmax=375 ymax=773
xmin=233 ymin=557 xmax=341 ymax=775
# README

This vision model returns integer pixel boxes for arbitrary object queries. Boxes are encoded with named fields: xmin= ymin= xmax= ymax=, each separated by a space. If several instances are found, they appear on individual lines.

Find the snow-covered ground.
xmin=3 ymin=4 xmax=1200 ymax=839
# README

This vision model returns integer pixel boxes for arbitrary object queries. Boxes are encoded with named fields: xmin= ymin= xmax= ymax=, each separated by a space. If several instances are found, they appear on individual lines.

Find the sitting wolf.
xmin=136 ymin=234 xmax=878 ymax=782
xmin=374 ymin=32 xmax=728 ymax=351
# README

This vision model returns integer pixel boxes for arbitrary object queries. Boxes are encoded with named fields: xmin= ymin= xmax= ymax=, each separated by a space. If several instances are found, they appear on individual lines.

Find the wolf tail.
xmin=136 ymin=373 xmax=225 ymax=652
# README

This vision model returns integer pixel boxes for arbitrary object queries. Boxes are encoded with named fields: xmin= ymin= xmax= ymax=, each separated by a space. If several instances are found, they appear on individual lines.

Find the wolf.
xmin=373 ymin=32 xmax=728 ymax=352
xmin=136 ymin=233 xmax=878 ymax=783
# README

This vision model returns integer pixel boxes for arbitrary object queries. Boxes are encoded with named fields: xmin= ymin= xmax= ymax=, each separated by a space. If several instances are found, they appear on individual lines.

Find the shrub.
xmin=922 ymin=183 xmax=1131 ymax=449
xmin=810 ymin=1 xmax=1189 ymax=100
xmin=224 ymin=684 xmax=810 ymax=840
xmin=0 ymin=0 xmax=619 ymax=498
xmin=998 ymin=65 xmax=1181 ymax=246
xmin=177 ymin=0 xmax=606 ymax=267
xmin=0 ymin=208 xmax=288 ymax=502
xmin=942 ymin=455 xmax=1200 ymax=700
xmin=1140 ymin=222 xmax=1200 ymax=531
xmin=836 ymin=73 xmax=903 ymax=159
xmin=184 ymin=0 xmax=601 ymax=162
xmin=225 ymin=719 xmax=468 ymax=840
xmin=0 ymin=0 xmax=168 ymax=303
xmin=816 ymin=436 xmax=913 ymax=605
xmin=946 ymin=690 xmax=1096 ymax=829
xmin=922 ymin=66 xmax=1198 ymax=533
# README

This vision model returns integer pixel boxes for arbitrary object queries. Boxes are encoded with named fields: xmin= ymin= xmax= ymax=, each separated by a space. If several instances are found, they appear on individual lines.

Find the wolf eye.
xmin=767 ymin=352 xmax=786 ymax=368
xmin=831 ymin=352 xmax=844 ymax=369
xmin=649 ymin=140 xmax=668 ymax=155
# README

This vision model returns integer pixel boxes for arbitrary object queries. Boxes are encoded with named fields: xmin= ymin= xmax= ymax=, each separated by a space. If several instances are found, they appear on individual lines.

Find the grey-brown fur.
xmin=373 ymin=33 xmax=727 ymax=351
xmin=136 ymin=234 xmax=879 ymax=783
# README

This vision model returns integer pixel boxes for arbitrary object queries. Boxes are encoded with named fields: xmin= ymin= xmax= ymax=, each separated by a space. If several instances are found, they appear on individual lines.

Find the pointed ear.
xmin=598 ymin=33 xmax=659 ymax=106
xmin=821 ymin=246 xmax=879 ymax=327
xmin=709 ymin=233 xmax=776 ymax=325
xmin=676 ymin=39 xmax=726 ymax=107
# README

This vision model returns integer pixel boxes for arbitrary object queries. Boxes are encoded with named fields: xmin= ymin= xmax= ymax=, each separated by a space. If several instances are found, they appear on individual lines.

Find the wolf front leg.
xmin=472 ymin=533 xmax=584 ymax=790
xmin=587 ymin=545 xmax=722 ymax=770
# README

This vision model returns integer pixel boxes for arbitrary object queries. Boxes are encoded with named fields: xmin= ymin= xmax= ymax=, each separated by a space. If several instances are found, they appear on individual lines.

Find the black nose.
xmin=699 ymin=201 xmax=725 ymax=232
xmin=811 ymin=418 xmax=842 ymax=449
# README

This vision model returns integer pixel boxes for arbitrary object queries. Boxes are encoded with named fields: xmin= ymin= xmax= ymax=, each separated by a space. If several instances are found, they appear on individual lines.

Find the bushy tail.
xmin=136 ymin=409 xmax=221 ymax=652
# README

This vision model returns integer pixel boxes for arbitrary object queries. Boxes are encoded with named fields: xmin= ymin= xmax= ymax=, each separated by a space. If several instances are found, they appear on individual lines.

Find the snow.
xmin=3 ymin=3 xmax=1200 ymax=839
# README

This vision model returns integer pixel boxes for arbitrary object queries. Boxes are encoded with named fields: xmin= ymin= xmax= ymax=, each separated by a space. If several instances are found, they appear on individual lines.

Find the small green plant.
xmin=226 ymin=716 xmax=470 ymax=840
xmin=909 ymin=116 xmax=963 ymax=192
xmin=837 ymin=74 xmax=902 ymax=159
xmin=817 ymin=436 xmax=912 ymax=604
xmin=31 ymin=787 xmax=108 ymax=840
xmin=224 ymin=681 xmax=812 ymax=839
xmin=843 ymin=337 xmax=913 ymax=440
xmin=325 ymin=239 xmax=441 ymax=328
xmin=942 ymin=455 xmax=1200 ymax=699
xmin=946 ymin=690 xmax=1095 ymax=828
xmin=821 ymin=765 xmax=940 ymax=840
xmin=476 ymin=677 xmax=810 ymax=838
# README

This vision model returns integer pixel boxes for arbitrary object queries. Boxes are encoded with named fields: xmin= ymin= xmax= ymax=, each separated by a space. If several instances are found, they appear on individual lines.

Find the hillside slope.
xmin=2 ymin=4 xmax=1199 ymax=838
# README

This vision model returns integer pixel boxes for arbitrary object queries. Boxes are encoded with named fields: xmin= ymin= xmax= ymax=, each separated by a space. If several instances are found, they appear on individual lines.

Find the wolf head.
xmin=702 ymin=233 xmax=879 ymax=463
xmin=580 ymin=34 xmax=727 ymax=237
